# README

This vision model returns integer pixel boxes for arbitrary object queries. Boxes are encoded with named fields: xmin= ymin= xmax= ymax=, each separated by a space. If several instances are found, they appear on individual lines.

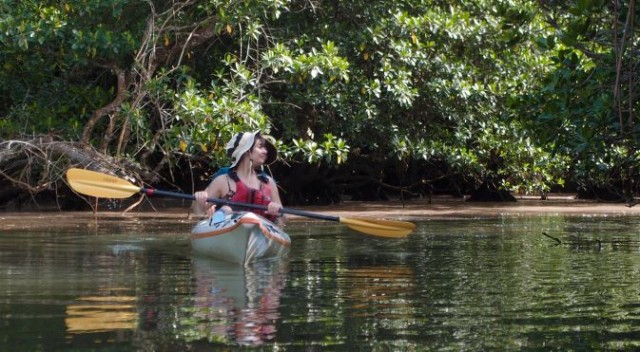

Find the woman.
xmin=194 ymin=131 xmax=285 ymax=226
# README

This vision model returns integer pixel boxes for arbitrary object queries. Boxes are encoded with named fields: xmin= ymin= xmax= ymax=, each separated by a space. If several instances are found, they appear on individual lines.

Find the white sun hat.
xmin=225 ymin=131 xmax=277 ymax=168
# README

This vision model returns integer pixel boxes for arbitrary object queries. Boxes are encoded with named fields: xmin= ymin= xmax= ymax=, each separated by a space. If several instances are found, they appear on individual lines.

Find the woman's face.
xmin=249 ymin=138 xmax=269 ymax=165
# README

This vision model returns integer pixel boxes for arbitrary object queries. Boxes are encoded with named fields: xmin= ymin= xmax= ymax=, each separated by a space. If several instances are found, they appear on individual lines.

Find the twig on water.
xmin=542 ymin=231 xmax=562 ymax=245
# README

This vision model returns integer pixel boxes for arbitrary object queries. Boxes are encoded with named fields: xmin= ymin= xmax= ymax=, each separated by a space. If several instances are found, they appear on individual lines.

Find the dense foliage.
xmin=1 ymin=0 xmax=639 ymax=204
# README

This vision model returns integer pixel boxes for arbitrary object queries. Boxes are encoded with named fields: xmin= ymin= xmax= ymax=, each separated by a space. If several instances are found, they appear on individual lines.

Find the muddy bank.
xmin=2 ymin=195 xmax=639 ymax=231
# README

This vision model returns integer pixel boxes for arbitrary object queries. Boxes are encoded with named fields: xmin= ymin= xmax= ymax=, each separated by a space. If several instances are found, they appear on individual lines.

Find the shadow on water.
xmin=3 ymin=214 xmax=640 ymax=350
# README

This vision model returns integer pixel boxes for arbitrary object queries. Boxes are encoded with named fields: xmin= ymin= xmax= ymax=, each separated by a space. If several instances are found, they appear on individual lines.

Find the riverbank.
xmin=2 ymin=194 xmax=639 ymax=231
xmin=314 ymin=194 xmax=640 ymax=219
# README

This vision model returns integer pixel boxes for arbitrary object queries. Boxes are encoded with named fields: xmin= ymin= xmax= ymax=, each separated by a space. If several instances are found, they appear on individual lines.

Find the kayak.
xmin=190 ymin=211 xmax=291 ymax=264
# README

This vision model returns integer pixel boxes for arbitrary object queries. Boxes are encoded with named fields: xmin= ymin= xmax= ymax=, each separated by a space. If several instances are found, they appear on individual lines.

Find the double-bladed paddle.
xmin=65 ymin=168 xmax=416 ymax=238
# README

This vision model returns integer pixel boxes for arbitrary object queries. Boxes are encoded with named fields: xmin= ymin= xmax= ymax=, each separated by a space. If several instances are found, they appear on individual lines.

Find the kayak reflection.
xmin=183 ymin=256 xmax=289 ymax=346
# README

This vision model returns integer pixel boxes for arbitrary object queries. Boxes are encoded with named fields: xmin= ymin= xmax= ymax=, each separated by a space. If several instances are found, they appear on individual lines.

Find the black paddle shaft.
xmin=142 ymin=188 xmax=340 ymax=222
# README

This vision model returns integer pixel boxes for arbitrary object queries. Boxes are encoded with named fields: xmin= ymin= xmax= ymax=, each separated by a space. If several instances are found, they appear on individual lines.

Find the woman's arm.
xmin=193 ymin=176 xmax=229 ymax=217
xmin=267 ymin=177 xmax=286 ymax=227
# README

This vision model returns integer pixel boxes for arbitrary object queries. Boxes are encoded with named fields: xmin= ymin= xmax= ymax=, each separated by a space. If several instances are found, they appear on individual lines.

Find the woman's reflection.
xmin=188 ymin=257 xmax=289 ymax=346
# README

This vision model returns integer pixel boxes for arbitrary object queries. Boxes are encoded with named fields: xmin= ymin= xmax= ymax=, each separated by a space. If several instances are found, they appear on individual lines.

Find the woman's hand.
xmin=194 ymin=191 xmax=209 ymax=204
xmin=266 ymin=201 xmax=282 ymax=216
xmin=268 ymin=202 xmax=286 ymax=228
xmin=194 ymin=191 xmax=215 ymax=216
xmin=195 ymin=191 xmax=233 ymax=216
xmin=193 ymin=191 xmax=216 ymax=217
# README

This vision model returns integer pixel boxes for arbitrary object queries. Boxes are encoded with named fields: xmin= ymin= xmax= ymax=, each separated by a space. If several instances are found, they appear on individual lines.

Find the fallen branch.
xmin=542 ymin=231 xmax=562 ymax=245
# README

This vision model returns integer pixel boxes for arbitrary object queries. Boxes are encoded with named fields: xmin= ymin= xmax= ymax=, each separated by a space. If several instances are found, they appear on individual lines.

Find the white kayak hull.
xmin=190 ymin=211 xmax=291 ymax=264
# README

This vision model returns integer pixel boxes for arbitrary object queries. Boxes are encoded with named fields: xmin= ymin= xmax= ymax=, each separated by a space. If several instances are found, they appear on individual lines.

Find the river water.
xmin=2 ymin=212 xmax=640 ymax=350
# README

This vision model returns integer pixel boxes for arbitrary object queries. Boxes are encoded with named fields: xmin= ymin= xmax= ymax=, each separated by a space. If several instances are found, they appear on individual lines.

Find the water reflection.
xmin=5 ymin=215 xmax=640 ymax=350
xmin=180 ymin=257 xmax=289 ymax=346
xmin=66 ymin=293 xmax=137 ymax=333
xmin=342 ymin=264 xmax=414 ymax=311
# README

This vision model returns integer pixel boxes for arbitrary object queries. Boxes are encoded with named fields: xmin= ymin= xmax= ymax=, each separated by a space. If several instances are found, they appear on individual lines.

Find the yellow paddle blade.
xmin=340 ymin=217 xmax=415 ymax=238
xmin=66 ymin=168 xmax=141 ymax=198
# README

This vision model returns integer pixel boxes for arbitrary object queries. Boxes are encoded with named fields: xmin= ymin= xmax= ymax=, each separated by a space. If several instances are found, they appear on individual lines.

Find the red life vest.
xmin=227 ymin=171 xmax=277 ymax=221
